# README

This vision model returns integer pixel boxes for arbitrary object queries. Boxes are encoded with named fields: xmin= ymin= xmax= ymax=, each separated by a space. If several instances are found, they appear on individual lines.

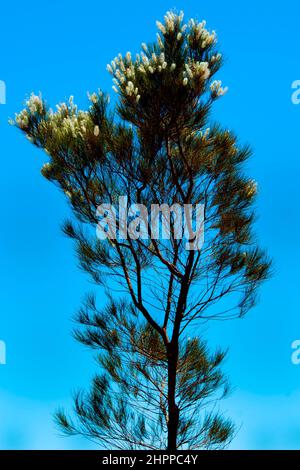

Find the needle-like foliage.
xmin=13 ymin=10 xmax=270 ymax=450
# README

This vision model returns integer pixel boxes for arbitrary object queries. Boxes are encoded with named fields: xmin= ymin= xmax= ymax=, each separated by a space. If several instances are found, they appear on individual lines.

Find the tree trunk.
xmin=166 ymin=250 xmax=193 ymax=450
xmin=167 ymin=345 xmax=179 ymax=450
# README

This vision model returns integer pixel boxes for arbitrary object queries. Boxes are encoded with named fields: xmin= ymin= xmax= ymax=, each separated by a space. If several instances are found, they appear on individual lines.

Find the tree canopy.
xmin=13 ymin=10 xmax=270 ymax=450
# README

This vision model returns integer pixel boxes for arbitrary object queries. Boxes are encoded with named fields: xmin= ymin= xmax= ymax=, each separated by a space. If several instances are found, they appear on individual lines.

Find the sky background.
xmin=0 ymin=0 xmax=299 ymax=450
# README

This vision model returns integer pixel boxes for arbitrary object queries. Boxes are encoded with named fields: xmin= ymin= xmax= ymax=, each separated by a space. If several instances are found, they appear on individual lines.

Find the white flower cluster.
xmin=107 ymin=53 xmax=138 ymax=99
xmin=88 ymin=92 xmax=98 ymax=104
xmin=88 ymin=90 xmax=108 ymax=105
xmin=188 ymin=19 xmax=216 ymax=48
xmin=105 ymin=13 xmax=222 ymax=98
xmin=15 ymin=93 xmax=44 ymax=129
xmin=108 ymin=48 xmax=211 ymax=96
xmin=60 ymin=111 xmax=90 ymax=138
xmin=210 ymin=80 xmax=228 ymax=97
xmin=15 ymin=109 xmax=29 ymax=128
xmin=32 ymin=97 xmax=91 ymax=142
xmin=48 ymin=96 xmax=94 ymax=139
xmin=156 ymin=10 xmax=185 ymax=35
xmin=155 ymin=12 xmax=217 ymax=53
xmin=182 ymin=61 xmax=210 ymax=86
xmin=107 ymin=49 xmax=174 ymax=102
xmin=26 ymin=93 xmax=44 ymax=114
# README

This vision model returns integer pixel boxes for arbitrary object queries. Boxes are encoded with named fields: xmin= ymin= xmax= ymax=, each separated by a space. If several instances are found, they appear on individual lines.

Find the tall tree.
xmin=13 ymin=11 xmax=270 ymax=450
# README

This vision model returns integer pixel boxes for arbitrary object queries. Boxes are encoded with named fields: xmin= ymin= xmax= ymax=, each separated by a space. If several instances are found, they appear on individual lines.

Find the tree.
xmin=13 ymin=10 xmax=270 ymax=450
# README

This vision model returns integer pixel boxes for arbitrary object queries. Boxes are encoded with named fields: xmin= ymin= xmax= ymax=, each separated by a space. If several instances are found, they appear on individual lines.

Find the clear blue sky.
xmin=0 ymin=0 xmax=299 ymax=450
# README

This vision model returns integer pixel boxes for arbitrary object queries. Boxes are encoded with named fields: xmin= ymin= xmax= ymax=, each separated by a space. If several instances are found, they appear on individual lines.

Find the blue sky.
xmin=0 ymin=0 xmax=299 ymax=450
